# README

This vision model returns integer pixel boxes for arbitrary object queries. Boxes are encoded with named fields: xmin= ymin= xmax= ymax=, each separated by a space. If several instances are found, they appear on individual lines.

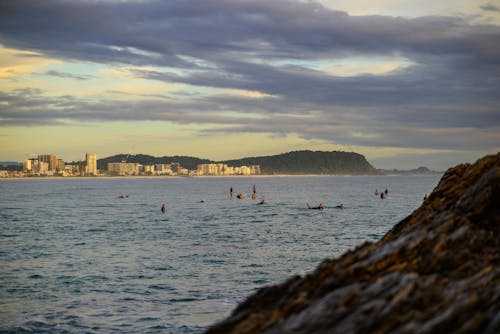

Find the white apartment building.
xmin=107 ymin=162 xmax=140 ymax=176
xmin=143 ymin=165 xmax=155 ymax=174
xmin=197 ymin=163 xmax=230 ymax=176
xmin=155 ymin=164 xmax=174 ymax=175
xmin=197 ymin=163 xmax=260 ymax=176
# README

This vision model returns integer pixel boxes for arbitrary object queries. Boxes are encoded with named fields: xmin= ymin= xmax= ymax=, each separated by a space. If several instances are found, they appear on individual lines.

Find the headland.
xmin=206 ymin=152 xmax=500 ymax=333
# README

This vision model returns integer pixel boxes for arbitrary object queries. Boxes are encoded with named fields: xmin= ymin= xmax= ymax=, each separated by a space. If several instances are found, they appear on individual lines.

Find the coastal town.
xmin=0 ymin=153 xmax=261 ymax=178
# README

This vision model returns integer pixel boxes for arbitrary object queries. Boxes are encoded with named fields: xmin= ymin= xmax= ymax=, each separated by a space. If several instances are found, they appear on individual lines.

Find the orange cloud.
xmin=0 ymin=45 xmax=58 ymax=79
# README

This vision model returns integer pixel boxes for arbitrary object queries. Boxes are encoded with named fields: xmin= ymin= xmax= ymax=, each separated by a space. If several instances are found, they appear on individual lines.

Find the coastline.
xmin=0 ymin=173 xmax=440 ymax=180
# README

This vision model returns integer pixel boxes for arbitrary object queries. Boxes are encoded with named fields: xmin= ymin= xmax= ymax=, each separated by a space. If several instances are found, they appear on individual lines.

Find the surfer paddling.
xmin=307 ymin=202 xmax=324 ymax=210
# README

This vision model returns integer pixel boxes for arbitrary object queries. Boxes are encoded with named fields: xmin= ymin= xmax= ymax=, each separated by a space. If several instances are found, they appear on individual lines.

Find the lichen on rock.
xmin=206 ymin=153 xmax=500 ymax=334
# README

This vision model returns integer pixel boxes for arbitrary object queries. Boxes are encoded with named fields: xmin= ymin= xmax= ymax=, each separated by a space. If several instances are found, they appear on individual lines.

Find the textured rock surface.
xmin=206 ymin=153 xmax=500 ymax=334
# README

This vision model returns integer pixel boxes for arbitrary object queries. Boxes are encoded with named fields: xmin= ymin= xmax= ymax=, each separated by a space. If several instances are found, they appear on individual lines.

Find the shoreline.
xmin=0 ymin=173 xmax=440 ymax=180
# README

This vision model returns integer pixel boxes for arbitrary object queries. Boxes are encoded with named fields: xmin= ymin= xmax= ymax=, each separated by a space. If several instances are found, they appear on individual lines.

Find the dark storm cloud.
xmin=1 ymin=0 xmax=500 ymax=151
xmin=1 ymin=0 xmax=499 ymax=64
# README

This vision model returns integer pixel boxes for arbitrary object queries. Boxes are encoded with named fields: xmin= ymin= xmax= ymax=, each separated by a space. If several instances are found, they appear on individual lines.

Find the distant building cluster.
xmin=197 ymin=163 xmax=261 ymax=176
xmin=0 ymin=153 xmax=260 ymax=178
xmin=106 ymin=162 xmax=189 ymax=176
xmin=107 ymin=162 xmax=260 ymax=176
xmin=16 ymin=153 xmax=98 ymax=177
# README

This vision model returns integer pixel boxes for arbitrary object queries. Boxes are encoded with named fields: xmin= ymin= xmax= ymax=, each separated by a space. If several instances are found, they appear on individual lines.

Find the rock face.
xmin=206 ymin=153 xmax=500 ymax=334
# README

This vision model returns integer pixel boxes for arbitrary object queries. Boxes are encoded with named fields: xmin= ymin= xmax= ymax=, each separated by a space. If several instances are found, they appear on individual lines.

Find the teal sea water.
xmin=0 ymin=175 xmax=440 ymax=333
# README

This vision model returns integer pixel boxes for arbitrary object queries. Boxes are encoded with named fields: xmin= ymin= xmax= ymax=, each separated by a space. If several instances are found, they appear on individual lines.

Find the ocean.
xmin=0 ymin=175 xmax=440 ymax=333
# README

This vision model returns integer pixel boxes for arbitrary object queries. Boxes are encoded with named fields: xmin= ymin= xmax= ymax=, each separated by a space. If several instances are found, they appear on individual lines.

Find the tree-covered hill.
xmin=221 ymin=150 xmax=378 ymax=174
xmin=97 ymin=150 xmax=378 ymax=174
xmin=97 ymin=154 xmax=212 ymax=170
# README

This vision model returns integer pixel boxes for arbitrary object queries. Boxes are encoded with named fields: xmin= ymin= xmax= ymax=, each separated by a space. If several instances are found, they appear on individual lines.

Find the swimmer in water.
xmin=252 ymin=184 xmax=257 ymax=199
xmin=307 ymin=202 xmax=324 ymax=210
xmin=161 ymin=203 xmax=166 ymax=214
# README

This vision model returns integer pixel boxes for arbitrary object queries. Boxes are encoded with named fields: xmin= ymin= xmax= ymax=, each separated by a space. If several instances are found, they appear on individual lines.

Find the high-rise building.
xmin=85 ymin=153 xmax=97 ymax=175
xmin=57 ymin=159 xmax=65 ymax=172
xmin=38 ymin=154 xmax=58 ymax=171
xmin=23 ymin=159 xmax=32 ymax=172
xmin=37 ymin=161 xmax=49 ymax=173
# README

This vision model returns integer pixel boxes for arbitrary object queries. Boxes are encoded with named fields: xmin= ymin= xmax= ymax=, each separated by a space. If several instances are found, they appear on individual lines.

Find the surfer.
xmin=161 ymin=203 xmax=166 ymax=214
xmin=257 ymin=197 xmax=266 ymax=205
xmin=336 ymin=203 xmax=345 ymax=209
xmin=236 ymin=193 xmax=246 ymax=199
xmin=307 ymin=202 xmax=324 ymax=210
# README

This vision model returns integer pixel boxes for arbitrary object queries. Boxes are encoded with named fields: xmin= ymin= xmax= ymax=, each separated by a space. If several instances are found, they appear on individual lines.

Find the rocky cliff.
xmin=206 ymin=153 xmax=500 ymax=334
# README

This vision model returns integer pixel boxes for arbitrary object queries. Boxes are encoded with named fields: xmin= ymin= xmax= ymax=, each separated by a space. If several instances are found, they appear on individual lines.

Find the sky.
xmin=1 ymin=0 xmax=499 ymax=170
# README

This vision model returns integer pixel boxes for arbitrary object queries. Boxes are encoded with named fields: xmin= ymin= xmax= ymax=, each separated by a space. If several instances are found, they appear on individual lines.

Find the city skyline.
xmin=1 ymin=0 xmax=500 ymax=170
xmin=9 ymin=151 xmax=264 ymax=177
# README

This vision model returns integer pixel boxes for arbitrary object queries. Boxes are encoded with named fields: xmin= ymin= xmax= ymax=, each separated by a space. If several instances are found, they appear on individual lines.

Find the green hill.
xmin=222 ymin=150 xmax=378 ymax=175
xmin=97 ymin=150 xmax=377 ymax=175
xmin=97 ymin=154 xmax=211 ymax=170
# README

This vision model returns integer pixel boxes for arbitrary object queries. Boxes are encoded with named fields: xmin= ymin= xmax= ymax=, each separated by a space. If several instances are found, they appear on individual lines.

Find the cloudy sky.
xmin=1 ymin=0 xmax=499 ymax=169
